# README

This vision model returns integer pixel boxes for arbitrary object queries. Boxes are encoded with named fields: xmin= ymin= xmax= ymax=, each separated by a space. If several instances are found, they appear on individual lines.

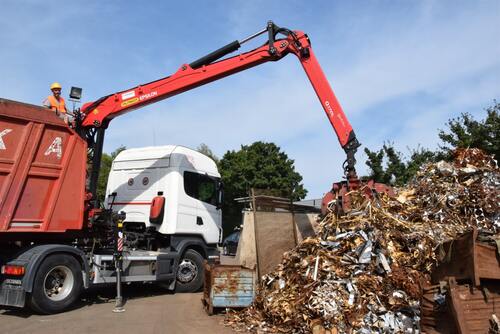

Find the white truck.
xmin=105 ymin=145 xmax=223 ymax=293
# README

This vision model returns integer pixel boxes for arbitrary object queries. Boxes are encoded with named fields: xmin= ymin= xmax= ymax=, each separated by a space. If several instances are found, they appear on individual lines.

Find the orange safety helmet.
xmin=50 ymin=82 xmax=62 ymax=90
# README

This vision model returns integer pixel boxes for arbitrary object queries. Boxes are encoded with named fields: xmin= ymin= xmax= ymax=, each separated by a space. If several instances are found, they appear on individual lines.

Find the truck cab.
xmin=106 ymin=145 xmax=223 ymax=246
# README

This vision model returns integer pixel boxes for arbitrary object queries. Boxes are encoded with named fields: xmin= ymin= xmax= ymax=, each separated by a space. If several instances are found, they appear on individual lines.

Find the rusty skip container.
xmin=0 ymin=99 xmax=87 ymax=233
xmin=203 ymin=263 xmax=255 ymax=314
xmin=422 ymin=278 xmax=500 ymax=334
xmin=432 ymin=228 xmax=500 ymax=286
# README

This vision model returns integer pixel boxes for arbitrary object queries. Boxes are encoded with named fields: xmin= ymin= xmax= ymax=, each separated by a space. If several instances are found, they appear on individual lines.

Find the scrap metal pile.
xmin=225 ymin=148 xmax=499 ymax=333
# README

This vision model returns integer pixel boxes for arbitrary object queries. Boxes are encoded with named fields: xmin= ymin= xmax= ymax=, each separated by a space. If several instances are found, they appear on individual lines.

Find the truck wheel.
xmin=28 ymin=254 xmax=83 ymax=314
xmin=175 ymin=249 xmax=204 ymax=293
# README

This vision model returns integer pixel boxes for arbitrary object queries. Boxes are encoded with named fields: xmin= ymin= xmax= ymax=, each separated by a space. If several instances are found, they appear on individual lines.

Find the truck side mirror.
xmin=107 ymin=192 xmax=118 ymax=209
xmin=216 ymin=181 xmax=224 ymax=210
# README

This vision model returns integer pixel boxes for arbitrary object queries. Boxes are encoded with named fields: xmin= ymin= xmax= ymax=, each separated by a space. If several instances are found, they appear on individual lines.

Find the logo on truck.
xmin=44 ymin=137 xmax=63 ymax=159
xmin=139 ymin=91 xmax=158 ymax=101
xmin=0 ymin=129 xmax=12 ymax=150
xmin=324 ymin=100 xmax=346 ymax=127
xmin=121 ymin=97 xmax=139 ymax=108
xmin=324 ymin=100 xmax=334 ymax=118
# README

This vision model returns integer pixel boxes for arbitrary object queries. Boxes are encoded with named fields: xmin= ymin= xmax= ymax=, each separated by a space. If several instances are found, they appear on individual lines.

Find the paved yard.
xmin=0 ymin=285 xmax=238 ymax=334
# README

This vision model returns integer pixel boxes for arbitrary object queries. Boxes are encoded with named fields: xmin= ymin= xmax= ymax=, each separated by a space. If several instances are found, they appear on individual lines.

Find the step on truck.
xmin=0 ymin=21 xmax=389 ymax=313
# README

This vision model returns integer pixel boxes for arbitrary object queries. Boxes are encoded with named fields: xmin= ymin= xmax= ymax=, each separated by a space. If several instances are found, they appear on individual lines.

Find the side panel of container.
xmin=0 ymin=99 xmax=87 ymax=233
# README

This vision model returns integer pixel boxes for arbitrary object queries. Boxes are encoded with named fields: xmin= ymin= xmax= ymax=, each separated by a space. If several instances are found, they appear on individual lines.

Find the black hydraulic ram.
xmin=189 ymin=27 xmax=268 ymax=69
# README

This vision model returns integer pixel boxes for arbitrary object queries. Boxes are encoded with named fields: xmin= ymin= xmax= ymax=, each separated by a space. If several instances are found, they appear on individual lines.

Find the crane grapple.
xmin=321 ymin=176 xmax=395 ymax=216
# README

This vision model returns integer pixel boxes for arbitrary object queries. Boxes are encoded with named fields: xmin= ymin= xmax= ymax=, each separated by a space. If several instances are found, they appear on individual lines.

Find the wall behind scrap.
xmin=236 ymin=211 xmax=319 ymax=276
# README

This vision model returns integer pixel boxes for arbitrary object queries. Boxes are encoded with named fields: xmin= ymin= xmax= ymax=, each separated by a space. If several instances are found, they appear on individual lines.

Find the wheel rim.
xmin=43 ymin=265 xmax=74 ymax=301
xmin=177 ymin=259 xmax=198 ymax=283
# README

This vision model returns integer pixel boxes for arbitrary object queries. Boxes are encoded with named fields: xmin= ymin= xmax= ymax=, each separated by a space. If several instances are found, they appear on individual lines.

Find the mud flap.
xmin=0 ymin=281 xmax=25 ymax=307
xmin=156 ymin=252 xmax=179 ymax=290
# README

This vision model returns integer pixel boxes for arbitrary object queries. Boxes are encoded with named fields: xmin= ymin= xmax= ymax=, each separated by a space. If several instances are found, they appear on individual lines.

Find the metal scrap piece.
xmin=358 ymin=240 xmax=372 ymax=264
xmin=376 ymin=253 xmax=391 ymax=273
xmin=313 ymin=256 xmax=320 ymax=281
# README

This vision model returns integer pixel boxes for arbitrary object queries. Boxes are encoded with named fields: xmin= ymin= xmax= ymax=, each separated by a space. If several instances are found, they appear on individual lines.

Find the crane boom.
xmin=76 ymin=22 xmax=365 ymax=204
xmin=80 ymin=23 xmax=360 ymax=173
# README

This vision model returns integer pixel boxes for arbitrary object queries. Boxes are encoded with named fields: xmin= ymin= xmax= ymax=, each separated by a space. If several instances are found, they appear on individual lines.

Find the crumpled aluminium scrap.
xmin=225 ymin=149 xmax=499 ymax=333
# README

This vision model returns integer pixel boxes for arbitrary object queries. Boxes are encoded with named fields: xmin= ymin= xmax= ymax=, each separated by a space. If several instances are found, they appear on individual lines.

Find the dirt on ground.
xmin=0 ymin=284 xmax=238 ymax=334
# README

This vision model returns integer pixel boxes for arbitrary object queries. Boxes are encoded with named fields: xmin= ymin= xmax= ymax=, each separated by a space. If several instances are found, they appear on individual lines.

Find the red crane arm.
xmin=81 ymin=24 xmax=360 ymax=172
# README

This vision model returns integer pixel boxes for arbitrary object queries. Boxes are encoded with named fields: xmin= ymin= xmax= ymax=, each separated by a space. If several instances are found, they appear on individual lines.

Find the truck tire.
xmin=175 ymin=249 xmax=204 ymax=293
xmin=27 ymin=254 xmax=83 ymax=314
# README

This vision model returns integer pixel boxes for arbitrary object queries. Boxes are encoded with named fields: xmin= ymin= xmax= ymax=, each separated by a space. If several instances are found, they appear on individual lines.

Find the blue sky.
xmin=1 ymin=1 xmax=499 ymax=198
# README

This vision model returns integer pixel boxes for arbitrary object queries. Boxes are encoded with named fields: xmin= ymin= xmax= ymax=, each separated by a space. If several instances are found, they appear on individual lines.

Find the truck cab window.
xmin=184 ymin=171 xmax=218 ymax=206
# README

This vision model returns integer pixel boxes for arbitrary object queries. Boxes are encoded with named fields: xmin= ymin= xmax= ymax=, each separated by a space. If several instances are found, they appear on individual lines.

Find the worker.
xmin=43 ymin=82 xmax=69 ymax=123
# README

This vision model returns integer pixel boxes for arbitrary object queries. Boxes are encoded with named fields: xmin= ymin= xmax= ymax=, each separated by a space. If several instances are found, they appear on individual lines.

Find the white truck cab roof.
xmin=112 ymin=145 xmax=219 ymax=177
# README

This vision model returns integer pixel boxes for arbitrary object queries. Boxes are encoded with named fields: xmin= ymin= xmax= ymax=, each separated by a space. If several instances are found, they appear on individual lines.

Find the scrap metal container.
xmin=0 ymin=99 xmax=87 ymax=233
xmin=202 ymin=263 xmax=255 ymax=315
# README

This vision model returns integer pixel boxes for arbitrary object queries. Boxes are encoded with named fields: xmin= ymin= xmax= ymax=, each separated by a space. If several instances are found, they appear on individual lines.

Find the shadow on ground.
xmin=0 ymin=283 xmax=174 ymax=317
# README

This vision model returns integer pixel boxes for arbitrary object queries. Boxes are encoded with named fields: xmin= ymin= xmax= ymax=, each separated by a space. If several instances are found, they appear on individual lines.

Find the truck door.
xmin=197 ymin=174 xmax=222 ymax=244
xmin=183 ymin=171 xmax=221 ymax=244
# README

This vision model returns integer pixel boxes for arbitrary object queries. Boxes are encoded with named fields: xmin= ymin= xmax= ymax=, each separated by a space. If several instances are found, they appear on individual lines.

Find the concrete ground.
xmin=0 ymin=284 xmax=240 ymax=334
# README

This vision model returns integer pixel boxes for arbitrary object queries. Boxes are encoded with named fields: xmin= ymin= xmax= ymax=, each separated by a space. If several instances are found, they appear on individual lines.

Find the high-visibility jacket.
xmin=44 ymin=95 xmax=67 ymax=114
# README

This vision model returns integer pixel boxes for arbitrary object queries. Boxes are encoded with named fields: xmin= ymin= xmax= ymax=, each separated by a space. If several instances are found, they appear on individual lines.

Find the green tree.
xmin=364 ymin=144 xmax=437 ymax=185
xmin=97 ymin=146 xmax=126 ymax=205
xmin=438 ymin=101 xmax=499 ymax=160
xmin=381 ymin=144 xmax=406 ymax=185
xmin=219 ymin=141 xmax=307 ymax=233
xmin=405 ymin=146 xmax=440 ymax=179
xmin=364 ymin=101 xmax=499 ymax=185
xmin=196 ymin=143 xmax=219 ymax=164
xmin=364 ymin=147 xmax=386 ymax=183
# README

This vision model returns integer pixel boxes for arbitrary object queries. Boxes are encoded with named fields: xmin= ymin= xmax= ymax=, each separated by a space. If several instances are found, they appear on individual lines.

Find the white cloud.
xmin=330 ymin=3 xmax=500 ymax=115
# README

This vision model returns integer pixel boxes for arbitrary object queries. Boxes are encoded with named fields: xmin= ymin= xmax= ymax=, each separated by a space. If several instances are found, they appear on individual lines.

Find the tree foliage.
xmin=439 ymin=101 xmax=499 ymax=160
xmin=219 ymin=141 xmax=307 ymax=232
xmin=364 ymin=144 xmax=437 ymax=185
xmin=364 ymin=101 xmax=498 ymax=185
xmin=97 ymin=146 xmax=126 ymax=205
xmin=219 ymin=141 xmax=307 ymax=201
xmin=196 ymin=143 xmax=219 ymax=164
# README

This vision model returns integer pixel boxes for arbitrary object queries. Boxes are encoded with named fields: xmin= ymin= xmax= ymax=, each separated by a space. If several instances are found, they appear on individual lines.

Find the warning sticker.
xmin=121 ymin=91 xmax=136 ymax=100
xmin=121 ymin=97 xmax=139 ymax=107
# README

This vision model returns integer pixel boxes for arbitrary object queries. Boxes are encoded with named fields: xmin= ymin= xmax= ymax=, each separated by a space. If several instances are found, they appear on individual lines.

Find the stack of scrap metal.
xmin=225 ymin=148 xmax=499 ymax=333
